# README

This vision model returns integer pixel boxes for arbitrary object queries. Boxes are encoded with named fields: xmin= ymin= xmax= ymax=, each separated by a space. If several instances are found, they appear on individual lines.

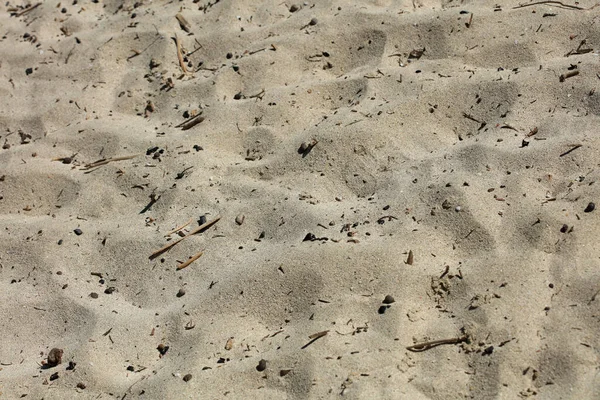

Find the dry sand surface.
xmin=1 ymin=0 xmax=600 ymax=398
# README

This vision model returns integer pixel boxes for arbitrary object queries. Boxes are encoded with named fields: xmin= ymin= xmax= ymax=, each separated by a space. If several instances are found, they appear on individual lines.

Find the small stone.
xmin=176 ymin=288 xmax=186 ymax=298
xmin=309 ymin=17 xmax=318 ymax=25
xmin=226 ymin=52 xmax=233 ymax=59
xmin=382 ymin=295 xmax=395 ymax=304
xmin=47 ymin=348 xmax=63 ymax=367
xmin=378 ymin=305 xmax=389 ymax=314
xmin=198 ymin=215 xmax=207 ymax=225
xmin=126 ymin=365 xmax=135 ymax=371
xmin=256 ymin=359 xmax=267 ymax=372
xmin=560 ymin=224 xmax=568 ymax=233
xmin=183 ymin=373 xmax=193 ymax=382
xmin=25 ymin=67 xmax=33 ymax=75
xmin=57 ymin=239 xmax=63 ymax=245
xmin=482 ymin=345 xmax=494 ymax=356
xmin=90 ymin=292 xmax=99 ymax=299
xmin=303 ymin=233 xmax=316 ymax=242
xmin=584 ymin=202 xmax=595 ymax=213
xmin=77 ymin=382 xmax=86 ymax=389
xmin=157 ymin=344 xmax=169 ymax=355
xmin=289 ymin=4 xmax=299 ymax=12
xmin=280 ymin=369 xmax=292 ymax=376
xmin=73 ymin=228 xmax=83 ymax=235
xmin=235 ymin=214 xmax=245 ymax=225
xmin=455 ymin=206 xmax=461 ymax=212
xmin=233 ymin=92 xmax=243 ymax=100
xmin=49 ymin=372 xmax=59 ymax=381
xmin=104 ymin=287 xmax=116 ymax=294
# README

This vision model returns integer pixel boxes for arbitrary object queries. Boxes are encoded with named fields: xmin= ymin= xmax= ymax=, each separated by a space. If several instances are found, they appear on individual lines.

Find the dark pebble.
xmin=90 ymin=292 xmax=99 ymax=299
xmin=176 ymin=288 xmax=186 ymax=297
xmin=232 ymin=65 xmax=239 ymax=72
xmin=193 ymin=145 xmax=203 ymax=151
xmin=382 ymin=295 xmax=395 ymax=304
xmin=67 ymin=361 xmax=76 ymax=370
xmin=25 ymin=68 xmax=33 ymax=75
xmin=157 ymin=344 xmax=169 ymax=355
xmin=482 ymin=346 xmax=494 ymax=356
xmin=198 ymin=215 xmax=207 ymax=225
xmin=146 ymin=146 xmax=159 ymax=155
xmin=303 ymin=233 xmax=316 ymax=242
xmin=289 ymin=4 xmax=299 ymax=12
xmin=127 ymin=365 xmax=135 ymax=371
xmin=560 ymin=224 xmax=568 ymax=233
xmin=309 ymin=18 xmax=318 ymax=26
xmin=74 ymin=228 xmax=83 ymax=236
xmin=584 ymin=202 xmax=595 ymax=213
xmin=256 ymin=359 xmax=267 ymax=372
xmin=49 ymin=372 xmax=59 ymax=381
xmin=378 ymin=305 xmax=389 ymax=314
xmin=77 ymin=382 xmax=86 ymax=389
xmin=104 ymin=287 xmax=116 ymax=294
xmin=57 ymin=239 xmax=63 ymax=245
xmin=226 ymin=52 xmax=233 ymax=59
xmin=47 ymin=348 xmax=63 ymax=367
xmin=233 ymin=92 xmax=243 ymax=100
xmin=280 ymin=369 xmax=291 ymax=376
xmin=183 ymin=373 xmax=193 ymax=382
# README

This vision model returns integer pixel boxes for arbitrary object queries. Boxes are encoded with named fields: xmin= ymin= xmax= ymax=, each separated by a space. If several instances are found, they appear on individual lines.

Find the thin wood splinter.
xmin=149 ymin=216 xmax=220 ymax=260
xmin=177 ymin=250 xmax=204 ymax=270
xmin=174 ymin=34 xmax=189 ymax=74
xmin=406 ymin=335 xmax=468 ymax=352
xmin=81 ymin=154 xmax=140 ymax=172
xmin=301 ymin=330 xmax=329 ymax=349
xmin=164 ymin=218 xmax=194 ymax=236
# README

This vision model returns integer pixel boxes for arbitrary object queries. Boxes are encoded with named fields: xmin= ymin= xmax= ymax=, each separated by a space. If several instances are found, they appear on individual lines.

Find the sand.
xmin=1 ymin=0 xmax=600 ymax=398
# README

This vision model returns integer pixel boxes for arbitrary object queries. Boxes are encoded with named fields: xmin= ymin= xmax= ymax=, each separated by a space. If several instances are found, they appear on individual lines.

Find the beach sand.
xmin=1 ymin=0 xmax=600 ymax=398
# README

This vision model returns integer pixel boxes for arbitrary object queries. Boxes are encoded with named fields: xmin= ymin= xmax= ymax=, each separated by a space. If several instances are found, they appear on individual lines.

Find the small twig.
xmin=173 ymin=34 xmax=189 ymax=74
xmin=406 ymin=335 xmax=468 ymax=352
xmin=81 ymin=154 xmax=139 ymax=172
xmin=559 ymin=144 xmax=582 ymax=157
xmin=175 ymin=13 xmax=192 ymax=33
xmin=301 ymin=330 xmax=328 ymax=349
xmin=559 ymin=70 xmax=579 ymax=82
xmin=177 ymin=250 xmax=204 ymax=270
xmin=512 ymin=1 xmax=586 ymax=10
xmin=149 ymin=216 xmax=221 ymax=260
xmin=180 ymin=115 xmax=204 ymax=131
xmin=175 ymin=113 xmax=203 ymax=128
xmin=14 ymin=2 xmax=41 ymax=16
xmin=164 ymin=218 xmax=194 ymax=236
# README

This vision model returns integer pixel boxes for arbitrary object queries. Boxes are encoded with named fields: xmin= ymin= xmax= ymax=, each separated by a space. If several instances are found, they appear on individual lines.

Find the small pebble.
xmin=198 ymin=215 xmax=207 ymax=225
xmin=89 ymin=292 xmax=99 ymax=299
xmin=235 ymin=214 xmax=245 ymax=225
xmin=584 ymin=202 xmax=595 ymax=213
xmin=73 ymin=228 xmax=83 ymax=235
xmin=455 ymin=206 xmax=461 ymax=212
xmin=176 ymin=288 xmax=186 ymax=298
xmin=47 ymin=348 xmax=63 ymax=367
xmin=309 ymin=17 xmax=318 ymax=25
xmin=104 ymin=287 xmax=116 ymax=294
xmin=157 ymin=343 xmax=169 ymax=355
xmin=303 ymin=233 xmax=316 ymax=242
xmin=57 ymin=239 xmax=63 ymax=245
xmin=280 ymin=369 xmax=292 ymax=376
xmin=77 ymin=382 xmax=86 ymax=389
xmin=289 ymin=4 xmax=299 ymax=12
xmin=560 ymin=224 xmax=568 ymax=233
xmin=183 ymin=373 xmax=193 ymax=382
xmin=382 ymin=295 xmax=395 ymax=304
xmin=378 ymin=305 xmax=389 ymax=314
xmin=256 ymin=359 xmax=267 ymax=372
xmin=49 ymin=372 xmax=59 ymax=381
